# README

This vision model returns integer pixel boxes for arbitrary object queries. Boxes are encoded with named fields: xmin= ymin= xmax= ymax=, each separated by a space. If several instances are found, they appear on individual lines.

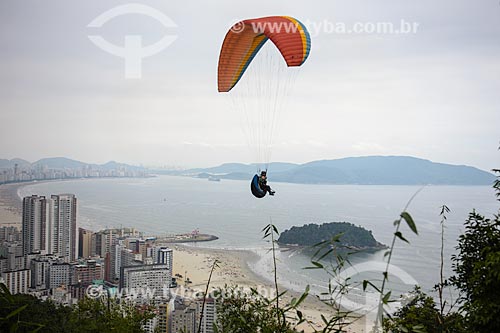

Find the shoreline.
xmin=0 ymin=179 xmax=77 ymax=226
xmin=0 ymin=182 xmax=24 ymax=226
xmin=0 ymin=178 xmax=367 ymax=331
xmin=172 ymin=244 xmax=366 ymax=332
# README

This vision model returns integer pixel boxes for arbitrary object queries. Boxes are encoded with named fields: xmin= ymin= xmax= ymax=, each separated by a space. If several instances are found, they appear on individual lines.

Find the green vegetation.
xmin=449 ymin=210 xmax=500 ymax=331
xmin=214 ymin=223 xmax=311 ymax=333
xmin=278 ymin=222 xmax=385 ymax=250
xmin=383 ymin=286 xmax=466 ymax=333
xmin=384 ymin=163 xmax=500 ymax=332
xmin=214 ymin=285 xmax=301 ymax=333
xmin=367 ymin=190 xmax=422 ymax=331
xmin=383 ymin=202 xmax=500 ymax=333
xmin=0 ymin=284 xmax=154 ymax=333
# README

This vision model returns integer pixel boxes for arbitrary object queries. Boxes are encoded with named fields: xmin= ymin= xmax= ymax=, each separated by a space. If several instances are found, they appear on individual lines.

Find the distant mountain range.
xmin=0 ymin=157 xmax=145 ymax=171
xmin=2 ymin=156 xmax=494 ymax=185
xmin=165 ymin=156 xmax=495 ymax=185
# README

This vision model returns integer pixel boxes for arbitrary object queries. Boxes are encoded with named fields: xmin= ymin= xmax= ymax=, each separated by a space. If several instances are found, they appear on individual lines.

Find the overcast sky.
xmin=0 ymin=0 xmax=499 ymax=170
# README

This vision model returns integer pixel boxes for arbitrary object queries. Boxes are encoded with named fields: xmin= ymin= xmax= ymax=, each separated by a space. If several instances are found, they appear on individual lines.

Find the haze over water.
xmin=18 ymin=175 xmax=499 ymax=301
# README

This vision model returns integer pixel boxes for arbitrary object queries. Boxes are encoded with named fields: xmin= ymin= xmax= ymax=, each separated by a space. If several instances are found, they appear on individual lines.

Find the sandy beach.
xmin=171 ymin=244 xmax=367 ymax=332
xmin=0 ymin=183 xmax=23 ymax=227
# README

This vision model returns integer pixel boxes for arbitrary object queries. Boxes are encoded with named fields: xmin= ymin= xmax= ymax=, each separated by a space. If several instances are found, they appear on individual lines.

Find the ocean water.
xmin=18 ymin=176 xmax=499 ymax=306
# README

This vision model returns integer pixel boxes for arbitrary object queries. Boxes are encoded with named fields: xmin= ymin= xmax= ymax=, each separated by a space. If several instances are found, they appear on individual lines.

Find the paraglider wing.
xmin=251 ymin=174 xmax=266 ymax=198
xmin=218 ymin=16 xmax=311 ymax=92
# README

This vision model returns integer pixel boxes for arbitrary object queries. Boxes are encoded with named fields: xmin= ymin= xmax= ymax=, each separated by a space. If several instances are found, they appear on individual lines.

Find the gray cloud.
xmin=0 ymin=0 xmax=499 ymax=170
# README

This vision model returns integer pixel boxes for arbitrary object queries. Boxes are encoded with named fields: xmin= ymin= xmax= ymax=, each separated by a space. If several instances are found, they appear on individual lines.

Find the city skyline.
xmin=1 ymin=197 xmax=208 ymax=332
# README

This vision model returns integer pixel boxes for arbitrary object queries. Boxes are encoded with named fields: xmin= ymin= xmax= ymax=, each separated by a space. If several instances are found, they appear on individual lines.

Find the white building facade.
xmin=1 ymin=269 xmax=31 ymax=294
xmin=48 ymin=194 xmax=77 ymax=262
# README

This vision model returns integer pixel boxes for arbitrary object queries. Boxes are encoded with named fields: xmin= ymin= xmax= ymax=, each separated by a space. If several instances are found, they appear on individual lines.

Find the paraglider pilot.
xmin=250 ymin=170 xmax=275 ymax=198
xmin=258 ymin=170 xmax=275 ymax=196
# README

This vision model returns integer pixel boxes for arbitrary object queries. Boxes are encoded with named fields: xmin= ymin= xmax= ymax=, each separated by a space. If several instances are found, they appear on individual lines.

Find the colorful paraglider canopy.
xmin=218 ymin=16 xmax=311 ymax=92
xmin=250 ymin=174 xmax=266 ymax=198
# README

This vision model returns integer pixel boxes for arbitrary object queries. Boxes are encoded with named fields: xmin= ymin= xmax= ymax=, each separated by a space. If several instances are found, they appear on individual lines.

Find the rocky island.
xmin=278 ymin=222 xmax=387 ymax=251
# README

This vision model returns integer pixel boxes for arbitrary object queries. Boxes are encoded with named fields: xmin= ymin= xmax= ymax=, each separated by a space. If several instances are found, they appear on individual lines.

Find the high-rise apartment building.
xmin=155 ymin=247 xmax=173 ymax=269
xmin=48 ymin=194 xmax=77 ymax=262
xmin=91 ymin=229 xmax=117 ymax=257
xmin=22 ymin=195 xmax=47 ymax=255
xmin=78 ymin=228 xmax=93 ymax=258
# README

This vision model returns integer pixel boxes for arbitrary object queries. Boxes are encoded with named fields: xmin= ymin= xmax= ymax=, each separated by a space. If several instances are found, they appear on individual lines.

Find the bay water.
xmin=18 ymin=175 xmax=499 ymax=308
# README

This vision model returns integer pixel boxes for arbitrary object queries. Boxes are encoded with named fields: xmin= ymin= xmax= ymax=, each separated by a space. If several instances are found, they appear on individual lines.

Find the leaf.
xmin=311 ymin=261 xmax=324 ymax=268
xmin=0 ymin=283 xmax=14 ymax=303
xmin=440 ymin=205 xmax=450 ymax=216
xmin=315 ymin=248 xmax=334 ymax=262
xmin=304 ymin=261 xmax=324 ymax=270
xmin=412 ymin=324 xmax=427 ymax=333
xmin=311 ymin=245 xmax=327 ymax=260
xmin=401 ymin=212 xmax=418 ymax=235
xmin=294 ymin=285 xmax=309 ymax=307
xmin=394 ymin=231 xmax=409 ymax=243
xmin=382 ymin=291 xmax=392 ymax=304
xmin=362 ymin=280 xmax=381 ymax=293
xmin=6 ymin=304 xmax=28 ymax=319
xmin=311 ymin=240 xmax=328 ymax=248
xmin=330 ymin=232 xmax=344 ymax=243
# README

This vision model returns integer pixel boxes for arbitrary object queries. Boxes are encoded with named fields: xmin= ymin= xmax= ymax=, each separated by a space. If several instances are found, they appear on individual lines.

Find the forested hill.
xmin=277 ymin=222 xmax=386 ymax=250
xmin=174 ymin=156 xmax=495 ymax=185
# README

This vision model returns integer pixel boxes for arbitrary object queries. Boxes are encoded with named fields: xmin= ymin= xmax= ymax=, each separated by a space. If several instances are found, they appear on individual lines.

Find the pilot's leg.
xmin=266 ymin=186 xmax=275 ymax=196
